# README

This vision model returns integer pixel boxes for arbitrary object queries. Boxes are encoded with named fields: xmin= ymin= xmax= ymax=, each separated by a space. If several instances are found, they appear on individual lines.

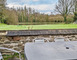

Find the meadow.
xmin=0 ymin=23 xmax=77 ymax=30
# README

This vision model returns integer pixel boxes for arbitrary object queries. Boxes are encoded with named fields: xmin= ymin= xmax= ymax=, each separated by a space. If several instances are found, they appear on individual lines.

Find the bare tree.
xmin=74 ymin=0 xmax=77 ymax=12
xmin=73 ymin=0 xmax=77 ymax=22
xmin=55 ymin=0 xmax=74 ymax=22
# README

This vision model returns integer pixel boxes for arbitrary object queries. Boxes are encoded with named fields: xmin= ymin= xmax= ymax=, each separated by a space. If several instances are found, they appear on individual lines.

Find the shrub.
xmin=3 ymin=9 xmax=18 ymax=25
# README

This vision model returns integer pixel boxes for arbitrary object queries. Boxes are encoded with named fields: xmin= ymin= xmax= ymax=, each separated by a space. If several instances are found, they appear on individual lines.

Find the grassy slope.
xmin=0 ymin=23 xmax=77 ymax=30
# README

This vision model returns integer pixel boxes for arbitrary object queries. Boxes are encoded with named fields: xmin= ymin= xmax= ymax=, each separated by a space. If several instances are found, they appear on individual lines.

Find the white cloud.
xmin=32 ymin=0 xmax=39 ymax=2
xmin=44 ymin=12 xmax=51 ymax=15
xmin=6 ymin=3 xmax=24 ymax=8
xmin=7 ymin=3 xmax=55 ymax=10
xmin=20 ymin=0 xmax=30 ymax=2
xmin=28 ymin=4 xmax=55 ymax=11
xmin=19 ymin=0 xmax=39 ymax=2
xmin=6 ymin=3 xmax=56 ymax=14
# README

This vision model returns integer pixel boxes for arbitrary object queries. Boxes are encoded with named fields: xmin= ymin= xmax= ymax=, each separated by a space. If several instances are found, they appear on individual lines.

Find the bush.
xmin=3 ymin=9 xmax=18 ymax=25
xmin=67 ymin=17 xmax=74 ymax=23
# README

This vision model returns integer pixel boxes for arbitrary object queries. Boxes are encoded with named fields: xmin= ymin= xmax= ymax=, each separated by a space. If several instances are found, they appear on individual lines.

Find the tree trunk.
xmin=64 ymin=16 xmax=67 ymax=23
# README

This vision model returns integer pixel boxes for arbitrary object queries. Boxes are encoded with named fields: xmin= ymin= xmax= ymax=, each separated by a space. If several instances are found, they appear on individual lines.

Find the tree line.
xmin=0 ymin=0 xmax=77 ymax=25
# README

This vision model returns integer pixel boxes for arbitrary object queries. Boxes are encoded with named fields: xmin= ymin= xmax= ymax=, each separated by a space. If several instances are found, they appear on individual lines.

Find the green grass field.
xmin=0 ymin=23 xmax=77 ymax=30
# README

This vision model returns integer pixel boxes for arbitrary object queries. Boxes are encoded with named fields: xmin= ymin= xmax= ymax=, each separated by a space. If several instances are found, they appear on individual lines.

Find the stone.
xmin=0 ymin=41 xmax=4 ymax=44
xmin=1 ymin=36 xmax=8 ymax=41
xmin=4 ymin=40 xmax=11 ymax=44
xmin=21 ymin=36 xmax=26 ymax=40
xmin=11 ymin=41 xmax=18 ymax=43
xmin=8 ymin=57 xmax=20 ymax=60
xmin=13 ymin=36 xmax=21 ymax=41
xmin=71 ymin=38 xmax=76 ymax=41
xmin=65 ymin=38 xmax=70 ymax=41
xmin=7 ymin=37 xmax=13 ymax=41
xmin=71 ymin=35 xmax=75 ymax=37
xmin=11 ymin=43 xmax=18 ymax=46
xmin=3 ymin=44 xmax=13 ymax=48
xmin=74 ymin=35 xmax=77 ymax=38
xmin=18 ymin=43 xmax=23 ymax=46
xmin=19 ymin=45 xmax=24 ymax=50
xmin=69 ymin=39 xmax=72 ymax=41
xmin=65 ymin=36 xmax=68 ymax=38
xmin=29 ymin=40 xmax=32 ymax=42
xmin=75 ymin=37 xmax=77 ymax=39
xmin=13 ymin=47 xmax=20 ymax=51
xmin=26 ymin=37 xmax=30 ymax=40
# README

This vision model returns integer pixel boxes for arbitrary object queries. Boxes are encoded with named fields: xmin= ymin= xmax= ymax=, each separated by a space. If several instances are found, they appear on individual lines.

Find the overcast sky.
xmin=6 ymin=0 xmax=58 ymax=15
